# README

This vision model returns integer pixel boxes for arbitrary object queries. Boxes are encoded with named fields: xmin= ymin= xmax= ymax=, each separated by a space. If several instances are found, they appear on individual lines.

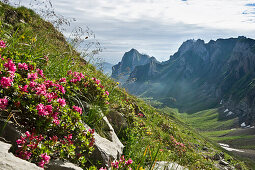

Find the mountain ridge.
xmin=113 ymin=36 xmax=255 ymax=126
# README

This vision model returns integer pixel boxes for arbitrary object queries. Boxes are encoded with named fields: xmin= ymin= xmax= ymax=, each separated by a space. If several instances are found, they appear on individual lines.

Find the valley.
xmin=111 ymin=37 xmax=255 ymax=168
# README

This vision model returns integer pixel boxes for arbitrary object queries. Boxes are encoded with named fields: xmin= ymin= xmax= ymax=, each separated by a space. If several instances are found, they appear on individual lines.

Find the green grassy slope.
xmin=0 ymin=2 xmax=249 ymax=169
xmin=173 ymin=107 xmax=255 ymax=168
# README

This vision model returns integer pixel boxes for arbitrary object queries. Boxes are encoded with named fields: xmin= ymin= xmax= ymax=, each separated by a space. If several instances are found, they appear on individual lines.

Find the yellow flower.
xmin=139 ymin=167 xmax=145 ymax=170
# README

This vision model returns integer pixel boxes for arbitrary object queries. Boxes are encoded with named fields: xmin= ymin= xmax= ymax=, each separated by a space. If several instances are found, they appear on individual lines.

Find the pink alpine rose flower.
xmin=0 ymin=77 xmax=12 ymax=88
xmin=4 ymin=59 xmax=16 ymax=72
xmin=0 ymin=97 xmax=8 ymax=110
xmin=57 ymin=98 xmax=66 ymax=107
xmin=18 ymin=63 xmax=28 ymax=70
xmin=27 ymin=72 xmax=38 ymax=81
xmin=72 ymin=105 xmax=82 ymax=114
xmin=0 ymin=40 xmax=6 ymax=48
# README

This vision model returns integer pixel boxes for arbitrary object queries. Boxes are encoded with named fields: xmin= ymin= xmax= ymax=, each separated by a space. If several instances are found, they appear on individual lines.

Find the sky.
xmin=10 ymin=0 xmax=255 ymax=64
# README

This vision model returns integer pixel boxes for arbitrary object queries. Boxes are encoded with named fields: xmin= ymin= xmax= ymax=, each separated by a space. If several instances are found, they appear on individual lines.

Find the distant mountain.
xmin=112 ymin=48 xmax=158 ymax=83
xmin=96 ymin=62 xmax=114 ymax=75
xmin=120 ymin=37 xmax=255 ymax=126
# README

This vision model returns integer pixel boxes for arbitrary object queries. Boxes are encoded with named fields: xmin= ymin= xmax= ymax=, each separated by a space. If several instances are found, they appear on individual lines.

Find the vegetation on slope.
xmin=0 ymin=2 xmax=249 ymax=169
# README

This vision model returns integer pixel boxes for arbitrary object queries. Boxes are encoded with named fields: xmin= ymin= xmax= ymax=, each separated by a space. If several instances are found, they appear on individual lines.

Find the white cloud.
xmin=9 ymin=0 xmax=255 ymax=64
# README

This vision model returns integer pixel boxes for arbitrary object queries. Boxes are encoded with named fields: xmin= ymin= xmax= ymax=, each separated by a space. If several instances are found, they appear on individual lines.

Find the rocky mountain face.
xmin=114 ymin=37 xmax=255 ymax=126
xmin=111 ymin=48 xmax=158 ymax=83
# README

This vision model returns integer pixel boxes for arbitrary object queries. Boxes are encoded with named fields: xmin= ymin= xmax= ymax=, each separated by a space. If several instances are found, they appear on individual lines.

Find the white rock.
xmin=226 ymin=111 xmax=233 ymax=116
xmin=86 ymin=115 xmax=124 ymax=168
xmin=241 ymin=122 xmax=246 ymax=127
xmin=0 ymin=141 xmax=42 ymax=170
xmin=153 ymin=161 xmax=187 ymax=170
xmin=224 ymin=109 xmax=229 ymax=113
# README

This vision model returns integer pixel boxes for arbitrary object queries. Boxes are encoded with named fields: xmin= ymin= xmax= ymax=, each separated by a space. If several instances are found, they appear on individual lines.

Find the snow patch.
xmin=226 ymin=111 xmax=234 ymax=116
xmin=224 ymin=109 xmax=229 ymax=113
xmin=241 ymin=122 xmax=246 ymax=127
xmin=219 ymin=143 xmax=244 ymax=153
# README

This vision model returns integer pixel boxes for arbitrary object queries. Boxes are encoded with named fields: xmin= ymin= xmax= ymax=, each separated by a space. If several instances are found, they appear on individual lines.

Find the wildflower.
xmin=0 ymin=97 xmax=8 ymax=110
xmin=111 ymin=160 xmax=119 ymax=169
xmin=0 ymin=40 xmax=6 ymax=48
xmin=27 ymin=72 xmax=38 ymax=81
xmin=0 ymin=77 xmax=12 ymax=88
xmin=36 ymin=103 xmax=51 ymax=116
xmin=36 ymin=69 xmax=44 ymax=78
xmin=125 ymin=158 xmax=133 ymax=165
xmin=89 ymin=129 xmax=95 ymax=134
xmin=57 ymin=98 xmax=66 ymax=107
xmin=99 ymin=168 xmax=107 ymax=170
xmin=4 ymin=59 xmax=16 ymax=72
xmin=49 ymin=136 xmax=58 ymax=142
xmin=18 ymin=63 xmax=28 ymax=70
xmin=29 ymin=81 xmax=37 ymax=88
xmin=72 ymin=105 xmax=82 ymax=114
xmin=105 ymin=91 xmax=109 ymax=95
xmin=25 ymin=131 xmax=31 ymax=138
xmin=38 ymin=153 xmax=50 ymax=168
xmin=58 ymin=78 xmax=66 ymax=83
xmin=120 ymin=155 xmax=125 ymax=163
xmin=19 ymin=85 xmax=28 ymax=92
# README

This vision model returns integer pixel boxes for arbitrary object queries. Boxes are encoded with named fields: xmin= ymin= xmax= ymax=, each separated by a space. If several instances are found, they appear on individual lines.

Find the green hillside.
xmin=0 ymin=2 xmax=249 ymax=169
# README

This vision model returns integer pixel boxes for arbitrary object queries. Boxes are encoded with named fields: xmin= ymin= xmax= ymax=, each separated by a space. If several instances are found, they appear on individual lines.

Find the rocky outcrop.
xmin=112 ymin=48 xmax=158 ymax=83
xmin=123 ymin=37 xmax=255 ymax=124
xmin=47 ymin=160 xmax=83 ymax=170
xmin=0 ymin=141 xmax=42 ymax=170
xmin=153 ymin=161 xmax=187 ymax=170
xmin=0 ymin=115 xmax=124 ymax=169
xmin=86 ymin=116 xmax=124 ymax=168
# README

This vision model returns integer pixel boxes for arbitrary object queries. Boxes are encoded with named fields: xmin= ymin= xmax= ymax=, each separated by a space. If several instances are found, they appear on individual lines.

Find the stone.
xmin=106 ymin=110 xmax=128 ymax=135
xmin=234 ymin=163 xmax=242 ymax=170
xmin=202 ymin=146 xmax=208 ymax=151
xmin=0 ymin=141 xmax=42 ymax=170
xmin=0 ymin=119 xmax=22 ymax=145
xmin=219 ymin=160 xmax=229 ymax=166
xmin=212 ymin=153 xmax=222 ymax=161
xmin=87 ymin=115 xmax=124 ymax=168
xmin=46 ymin=160 xmax=82 ymax=170
xmin=153 ymin=161 xmax=188 ymax=170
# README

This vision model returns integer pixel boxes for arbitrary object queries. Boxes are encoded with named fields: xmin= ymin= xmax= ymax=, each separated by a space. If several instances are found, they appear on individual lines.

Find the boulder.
xmin=87 ymin=115 xmax=124 ymax=168
xmin=0 ymin=141 xmax=42 ymax=170
xmin=0 ymin=119 xmax=22 ymax=145
xmin=212 ymin=153 xmax=222 ymax=161
xmin=106 ymin=110 xmax=128 ymax=135
xmin=46 ymin=160 xmax=82 ymax=170
xmin=153 ymin=161 xmax=188 ymax=170
xmin=219 ymin=160 xmax=229 ymax=166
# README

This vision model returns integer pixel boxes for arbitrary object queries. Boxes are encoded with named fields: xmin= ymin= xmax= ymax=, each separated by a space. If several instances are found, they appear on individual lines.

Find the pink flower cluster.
xmin=38 ymin=153 xmax=50 ymax=168
xmin=57 ymin=98 xmax=66 ymax=107
xmin=1 ymin=59 xmax=17 ymax=88
xmin=18 ymin=63 xmax=28 ymax=70
xmin=16 ymin=131 xmax=44 ymax=160
xmin=104 ymin=155 xmax=133 ymax=169
xmin=92 ymin=77 xmax=100 ymax=85
xmin=72 ymin=105 xmax=82 ymax=114
xmin=0 ymin=76 xmax=12 ymax=88
xmin=169 ymin=136 xmax=186 ymax=154
xmin=68 ymin=70 xmax=85 ymax=83
xmin=4 ymin=59 xmax=16 ymax=72
xmin=0 ymin=97 xmax=8 ymax=110
xmin=36 ymin=103 xmax=53 ymax=116
xmin=62 ymin=134 xmax=73 ymax=145
xmin=0 ymin=40 xmax=6 ymax=48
